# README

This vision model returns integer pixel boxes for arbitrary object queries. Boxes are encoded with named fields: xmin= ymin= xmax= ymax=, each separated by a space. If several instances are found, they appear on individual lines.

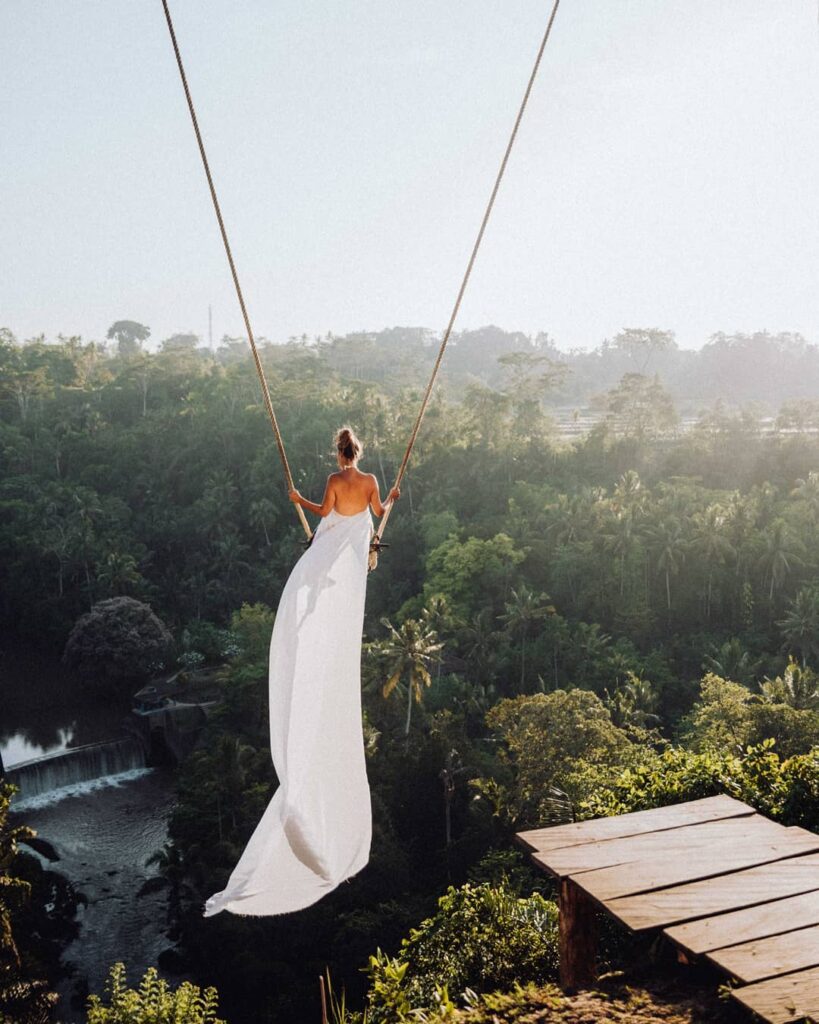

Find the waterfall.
xmin=6 ymin=736 xmax=150 ymax=808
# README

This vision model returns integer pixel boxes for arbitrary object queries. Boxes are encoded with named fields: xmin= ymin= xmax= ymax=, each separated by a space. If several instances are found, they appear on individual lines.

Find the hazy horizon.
xmin=3 ymin=321 xmax=816 ymax=358
xmin=3 ymin=1 xmax=818 ymax=352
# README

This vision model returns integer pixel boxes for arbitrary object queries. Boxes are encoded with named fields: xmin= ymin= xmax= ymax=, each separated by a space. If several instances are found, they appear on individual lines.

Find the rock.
xmin=21 ymin=836 xmax=60 ymax=861
xmin=137 ymin=876 xmax=169 ymax=897
xmin=157 ymin=947 xmax=186 ymax=974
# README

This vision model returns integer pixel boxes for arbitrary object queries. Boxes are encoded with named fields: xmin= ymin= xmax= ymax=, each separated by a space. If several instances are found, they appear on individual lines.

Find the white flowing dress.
xmin=203 ymin=506 xmax=374 ymax=917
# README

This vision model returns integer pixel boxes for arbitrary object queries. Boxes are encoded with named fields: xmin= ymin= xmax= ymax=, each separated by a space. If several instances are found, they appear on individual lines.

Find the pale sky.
xmin=2 ymin=1 xmax=819 ymax=352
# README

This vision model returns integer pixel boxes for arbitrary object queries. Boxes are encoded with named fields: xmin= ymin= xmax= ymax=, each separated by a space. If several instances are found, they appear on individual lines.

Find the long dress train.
xmin=203 ymin=506 xmax=374 ymax=917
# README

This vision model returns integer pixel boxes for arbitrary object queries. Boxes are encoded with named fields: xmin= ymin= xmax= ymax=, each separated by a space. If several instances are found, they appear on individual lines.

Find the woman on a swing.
xmin=203 ymin=427 xmax=399 ymax=917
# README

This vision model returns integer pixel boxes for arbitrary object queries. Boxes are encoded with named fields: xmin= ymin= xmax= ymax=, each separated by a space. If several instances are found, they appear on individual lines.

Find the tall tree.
xmin=377 ymin=617 xmax=442 ymax=743
xmin=107 ymin=320 xmax=150 ymax=358
xmin=499 ymin=585 xmax=554 ymax=690
xmin=757 ymin=520 xmax=804 ymax=602
xmin=647 ymin=518 xmax=687 ymax=611
xmin=613 ymin=327 xmax=676 ymax=374
xmin=691 ymin=505 xmax=735 ymax=620
xmin=778 ymin=588 xmax=819 ymax=666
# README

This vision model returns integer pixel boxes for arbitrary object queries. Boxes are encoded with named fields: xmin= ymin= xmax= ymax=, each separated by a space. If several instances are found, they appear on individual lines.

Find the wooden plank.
xmin=666 ymin=888 xmax=819 ymax=956
xmin=577 ymin=829 xmax=819 ymax=904
xmin=516 ymin=794 xmax=753 ymax=854
xmin=533 ymin=815 xmax=783 ymax=878
xmin=709 ymin=925 xmax=819 ymax=984
xmin=732 ymin=964 xmax=819 ymax=1024
xmin=606 ymin=853 xmax=819 ymax=932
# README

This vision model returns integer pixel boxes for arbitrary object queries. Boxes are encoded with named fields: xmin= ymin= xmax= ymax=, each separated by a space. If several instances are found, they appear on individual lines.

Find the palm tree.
xmin=421 ymin=594 xmax=456 ymax=683
xmin=377 ymin=617 xmax=443 ymax=744
xmin=571 ymin=620 xmax=612 ymax=683
xmin=546 ymin=493 xmax=589 ymax=546
xmin=702 ymin=637 xmax=760 ymax=686
xmin=211 ymin=735 xmax=256 ymax=838
xmin=758 ymin=658 xmax=819 ymax=711
xmin=647 ymin=518 xmax=687 ymax=611
xmin=460 ymin=608 xmax=499 ymax=684
xmin=725 ymin=490 xmax=754 ymax=582
xmin=146 ymin=841 xmax=189 ymax=916
xmin=599 ymin=471 xmax=645 ymax=596
xmin=248 ymin=498 xmax=276 ymax=547
xmin=757 ymin=519 xmax=804 ymax=602
xmin=604 ymin=674 xmax=659 ymax=732
xmin=600 ymin=506 xmax=637 ymax=597
xmin=96 ymin=551 xmax=142 ymax=596
xmin=439 ymin=748 xmax=468 ymax=847
xmin=691 ymin=505 xmax=735 ymax=619
xmin=69 ymin=488 xmax=103 ymax=608
xmin=792 ymin=472 xmax=819 ymax=521
xmin=778 ymin=587 xmax=819 ymax=666
xmin=213 ymin=533 xmax=251 ymax=593
xmin=499 ymin=585 xmax=555 ymax=690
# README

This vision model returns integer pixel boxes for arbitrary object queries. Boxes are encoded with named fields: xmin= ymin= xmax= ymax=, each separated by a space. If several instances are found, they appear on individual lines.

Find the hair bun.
xmin=334 ymin=425 xmax=362 ymax=462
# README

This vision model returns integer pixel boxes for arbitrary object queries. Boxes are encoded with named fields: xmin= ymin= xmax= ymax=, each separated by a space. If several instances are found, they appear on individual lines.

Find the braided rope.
xmin=374 ymin=0 xmax=562 ymax=548
xmin=161 ymin=0 xmax=312 ymax=540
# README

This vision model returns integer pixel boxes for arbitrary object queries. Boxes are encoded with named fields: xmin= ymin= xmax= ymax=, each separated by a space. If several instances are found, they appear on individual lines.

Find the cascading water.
xmin=6 ymin=736 xmax=150 ymax=809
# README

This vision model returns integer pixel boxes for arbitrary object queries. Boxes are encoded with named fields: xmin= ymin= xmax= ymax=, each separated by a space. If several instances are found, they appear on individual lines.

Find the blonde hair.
xmin=334 ymin=425 xmax=362 ymax=463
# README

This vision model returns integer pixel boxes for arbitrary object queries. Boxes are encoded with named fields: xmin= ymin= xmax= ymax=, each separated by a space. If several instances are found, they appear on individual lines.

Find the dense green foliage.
xmin=86 ymin=963 xmax=224 ymax=1024
xmin=363 ymin=883 xmax=558 ymax=1023
xmin=6 ymin=323 xmax=819 ymax=1021
xmin=0 ymin=782 xmax=58 ymax=1024
xmin=62 ymin=597 xmax=172 ymax=687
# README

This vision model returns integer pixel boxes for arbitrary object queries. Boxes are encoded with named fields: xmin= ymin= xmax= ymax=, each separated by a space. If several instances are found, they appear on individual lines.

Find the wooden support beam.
xmin=559 ymin=877 xmax=598 ymax=992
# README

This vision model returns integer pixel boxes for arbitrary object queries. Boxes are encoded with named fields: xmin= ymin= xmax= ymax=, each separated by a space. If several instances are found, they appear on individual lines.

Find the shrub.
xmin=63 ymin=597 xmax=172 ymax=686
xmin=682 ymin=672 xmax=819 ymax=757
xmin=481 ymin=690 xmax=635 ymax=825
xmin=228 ymin=603 xmax=275 ymax=667
xmin=86 ymin=963 xmax=224 ymax=1024
xmin=0 ymin=780 xmax=59 ymax=1024
xmin=577 ymin=739 xmax=819 ymax=833
xmin=364 ymin=882 xmax=558 ymax=1022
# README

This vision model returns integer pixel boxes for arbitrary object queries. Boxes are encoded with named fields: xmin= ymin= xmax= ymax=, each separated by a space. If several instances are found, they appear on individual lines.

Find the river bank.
xmin=15 ymin=767 xmax=179 ymax=1022
xmin=2 ymin=649 xmax=186 ymax=1021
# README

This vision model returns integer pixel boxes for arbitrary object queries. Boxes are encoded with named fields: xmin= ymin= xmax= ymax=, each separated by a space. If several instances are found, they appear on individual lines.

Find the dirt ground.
xmin=427 ymin=969 xmax=745 ymax=1023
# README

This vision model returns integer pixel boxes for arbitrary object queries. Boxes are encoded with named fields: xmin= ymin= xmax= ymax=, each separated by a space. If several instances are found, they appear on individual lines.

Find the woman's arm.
xmin=289 ymin=477 xmax=336 ymax=517
xmin=369 ymin=474 xmax=401 ymax=517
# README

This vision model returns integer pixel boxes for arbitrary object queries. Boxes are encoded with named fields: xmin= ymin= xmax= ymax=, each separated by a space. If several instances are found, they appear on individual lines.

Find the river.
xmin=1 ymin=649 xmax=180 ymax=1021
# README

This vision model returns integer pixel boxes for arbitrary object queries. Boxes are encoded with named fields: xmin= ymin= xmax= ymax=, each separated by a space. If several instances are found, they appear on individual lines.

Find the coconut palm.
xmin=647 ymin=518 xmax=688 ymax=610
xmin=248 ymin=498 xmax=276 ymax=547
xmin=546 ymin=492 xmax=591 ymax=546
xmin=758 ymin=658 xmax=819 ymax=711
xmin=725 ymin=490 xmax=755 ymax=583
xmin=792 ymin=471 xmax=819 ymax=521
xmin=691 ymin=505 xmax=735 ymax=619
xmin=702 ymin=637 xmax=760 ymax=686
xmin=211 ymin=735 xmax=257 ymax=838
xmin=377 ymin=616 xmax=443 ymax=743
xmin=778 ymin=587 xmax=819 ymax=666
xmin=460 ymin=608 xmax=500 ymax=684
xmin=604 ymin=673 xmax=659 ymax=733
xmin=499 ymin=585 xmax=555 ymax=690
xmin=96 ymin=551 xmax=142 ymax=596
xmin=600 ymin=506 xmax=637 ymax=597
xmin=757 ymin=519 xmax=804 ymax=602
xmin=421 ymin=594 xmax=456 ymax=683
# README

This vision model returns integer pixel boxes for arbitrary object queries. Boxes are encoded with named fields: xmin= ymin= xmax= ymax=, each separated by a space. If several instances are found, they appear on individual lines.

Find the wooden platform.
xmin=516 ymin=795 xmax=819 ymax=1023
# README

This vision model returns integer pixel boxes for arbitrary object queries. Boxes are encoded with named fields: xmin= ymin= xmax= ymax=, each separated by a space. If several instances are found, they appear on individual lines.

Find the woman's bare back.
xmin=330 ymin=467 xmax=379 ymax=515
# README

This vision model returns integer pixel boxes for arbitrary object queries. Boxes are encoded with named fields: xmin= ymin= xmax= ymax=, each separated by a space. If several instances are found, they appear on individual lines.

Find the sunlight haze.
xmin=2 ymin=0 xmax=818 ymax=350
